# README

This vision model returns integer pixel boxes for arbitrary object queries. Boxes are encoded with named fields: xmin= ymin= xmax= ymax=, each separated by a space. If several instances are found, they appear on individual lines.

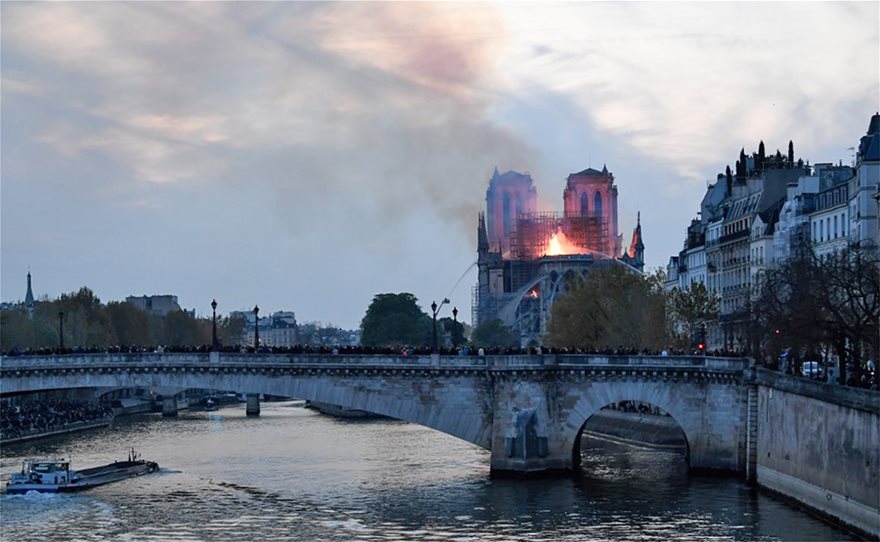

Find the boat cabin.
xmin=13 ymin=459 xmax=71 ymax=486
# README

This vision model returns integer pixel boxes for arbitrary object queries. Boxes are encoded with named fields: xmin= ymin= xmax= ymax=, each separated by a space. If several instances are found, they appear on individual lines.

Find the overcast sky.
xmin=2 ymin=2 xmax=878 ymax=329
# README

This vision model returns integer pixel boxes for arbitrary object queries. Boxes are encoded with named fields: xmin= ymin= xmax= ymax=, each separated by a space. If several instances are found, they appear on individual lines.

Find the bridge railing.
xmin=483 ymin=355 xmax=747 ymax=371
xmin=1 ymin=353 xmax=208 ymax=368
xmin=0 ymin=353 xmax=488 ymax=369
xmin=1 ymin=353 xmax=749 ymax=372
xmin=551 ymin=355 xmax=748 ymax=371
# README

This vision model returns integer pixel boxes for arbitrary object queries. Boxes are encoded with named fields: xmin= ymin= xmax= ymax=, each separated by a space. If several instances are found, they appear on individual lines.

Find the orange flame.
xmin=544 ymin=229 xmax=582 ymax=256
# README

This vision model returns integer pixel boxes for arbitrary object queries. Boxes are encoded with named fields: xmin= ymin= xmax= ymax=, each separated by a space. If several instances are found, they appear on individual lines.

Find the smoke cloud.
xmin=4 ymin=2 xmax=533 ymax=243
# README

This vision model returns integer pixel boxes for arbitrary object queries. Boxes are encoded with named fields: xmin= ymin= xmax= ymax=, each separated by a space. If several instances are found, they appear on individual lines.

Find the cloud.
xmin=495 ymin=2 xmax=879 ymax=183
xmin=1 ymin=75 xmax=43 ymax=96
xmin=3 ymin=2 xmax=534 ymax=235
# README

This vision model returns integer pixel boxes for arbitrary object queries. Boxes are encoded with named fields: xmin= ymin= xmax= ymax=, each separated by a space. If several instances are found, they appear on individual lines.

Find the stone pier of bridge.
xmin=162 ymin=396 xmax=178 ymax=417
xmin=246 ymin=394 xmax=261 ymax=416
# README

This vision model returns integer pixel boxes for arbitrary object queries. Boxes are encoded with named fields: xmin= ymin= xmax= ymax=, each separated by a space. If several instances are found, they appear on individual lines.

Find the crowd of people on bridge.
xmin=1 ymin=343 xmax=748 ymax=358
xmin=1 ymin=399 xmax=114 ymax=441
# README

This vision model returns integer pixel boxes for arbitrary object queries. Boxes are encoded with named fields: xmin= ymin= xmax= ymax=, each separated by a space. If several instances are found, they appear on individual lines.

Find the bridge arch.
xmin=0 ymin=356 xmax=496 ymax=452
xmin=571 ymin=400 xmax=690 ymax=469
xmin=560 ymin=375 xmax=745 ymax=476
xmin=561 ymin=381 xmax=700 ymax=471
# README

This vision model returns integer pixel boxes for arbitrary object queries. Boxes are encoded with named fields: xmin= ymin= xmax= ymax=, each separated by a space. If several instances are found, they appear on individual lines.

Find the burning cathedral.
xmin=472 ymin=165 xmax=645 ymax=346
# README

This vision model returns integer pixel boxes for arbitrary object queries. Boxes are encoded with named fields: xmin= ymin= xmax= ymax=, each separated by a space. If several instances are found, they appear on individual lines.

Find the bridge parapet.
xmin=1 ymin=353 xmax=209 ymax=369
xmin=544 ymin=354 xmax=746 ymax=371
xmin=1 ymin=353 xmax=748 ymax=372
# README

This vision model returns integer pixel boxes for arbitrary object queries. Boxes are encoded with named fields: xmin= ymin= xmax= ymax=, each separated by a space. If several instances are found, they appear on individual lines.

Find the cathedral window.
xmin=580 ymin=192 xmax=588 ymax=216
xmin=594 ymin=192 xmax=603 ymax=218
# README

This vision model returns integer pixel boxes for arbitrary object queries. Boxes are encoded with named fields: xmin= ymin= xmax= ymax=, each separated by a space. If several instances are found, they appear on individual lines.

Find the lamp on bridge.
xmin=253 ymin=305 xmax=260 ymax=351
xmin=452 ymin=307 xmax=459 ymax=349
xmin=431 ymin=298 xmax=450 ymax=354
xmin=211 ymin=299 xmax=219 ymax=350
xmin=58 ymin=311 xmax=64 ymax=350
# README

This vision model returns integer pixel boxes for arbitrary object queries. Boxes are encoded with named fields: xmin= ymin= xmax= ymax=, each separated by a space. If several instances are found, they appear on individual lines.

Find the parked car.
xmin=801 ymin=361 xmax=822 ymax=378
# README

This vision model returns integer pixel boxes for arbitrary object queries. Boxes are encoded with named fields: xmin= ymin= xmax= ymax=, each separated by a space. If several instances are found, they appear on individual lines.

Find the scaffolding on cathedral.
xmin=508 ymin=212 xmax=609 ymax=260
xmin=479 ymin=211 xmax=613 ymax=324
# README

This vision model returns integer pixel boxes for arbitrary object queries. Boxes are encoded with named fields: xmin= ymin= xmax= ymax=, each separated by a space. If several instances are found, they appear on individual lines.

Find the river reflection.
xmin=1 ymin=401 xmax=858 ymax=541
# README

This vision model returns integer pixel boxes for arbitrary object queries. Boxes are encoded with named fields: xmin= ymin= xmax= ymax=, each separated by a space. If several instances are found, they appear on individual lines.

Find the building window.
xmin=580 ymin=192 xmax=588 ymax=216
xmin=834 ymin=215 xmax=838 ymax=239
xmin=594 ymin=192 xmax=603 ymax=218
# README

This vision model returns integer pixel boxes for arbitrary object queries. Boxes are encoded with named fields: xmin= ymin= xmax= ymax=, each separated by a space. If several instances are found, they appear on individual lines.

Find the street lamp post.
xmin=431 ymin=298 xmax=450 ymax=354
xmin=452 ymin=307 xmax=459 ymax=348
xmin=58 ymin=311 xmax=64 ymax=350
xmin=253 ymin=305 xmax=260 ymax=351
xmin=211 ymin=299 xmax=219 ymax=350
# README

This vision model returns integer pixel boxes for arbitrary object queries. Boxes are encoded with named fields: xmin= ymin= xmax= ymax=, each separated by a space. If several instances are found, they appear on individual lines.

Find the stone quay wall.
xmin=584 ymin=409 xmax=686 ymax=448
xmin=756 ymin=369 xmax=880 ymax=538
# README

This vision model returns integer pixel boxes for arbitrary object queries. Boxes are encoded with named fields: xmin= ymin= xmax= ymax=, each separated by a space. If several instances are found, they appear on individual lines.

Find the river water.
xmin=0 ymin=401 xmax=858 ymax=541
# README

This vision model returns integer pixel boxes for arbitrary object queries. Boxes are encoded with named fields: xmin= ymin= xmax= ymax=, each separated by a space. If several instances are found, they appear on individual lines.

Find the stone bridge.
xmin=0 ymin=353 xmax=754 ymax=476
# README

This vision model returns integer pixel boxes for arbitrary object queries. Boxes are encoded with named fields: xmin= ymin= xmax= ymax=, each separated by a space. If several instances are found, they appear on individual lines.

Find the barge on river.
xmin=5 ymin=449 xmax=159 ymax=494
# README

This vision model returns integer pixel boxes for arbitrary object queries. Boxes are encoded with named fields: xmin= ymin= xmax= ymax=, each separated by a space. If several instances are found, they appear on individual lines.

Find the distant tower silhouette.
xmin=25 ymin=270 xmax=35 ymax=320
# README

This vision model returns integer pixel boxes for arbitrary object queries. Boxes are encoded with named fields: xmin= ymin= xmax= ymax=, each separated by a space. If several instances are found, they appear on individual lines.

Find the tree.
xmin=106 ymin=301 xmax=154 ymax=345
xmin=51 ymin=287 xmax=115 ymax=347
xmin=162 ymin=310 xmax=211 ymax=346
xmin=469 ymin=319 xmax=518 ymax=348
xmin=360 ymin=293 xmax=431 ymax=347
xmin=1 ymin=287 xmax=117 ymax=351
xmin=668 ymin=283 xmax=719 ymax=348
xmin=0 ymin=310 xmax=43 ymax=351
xmin=755 ymin=241 xmax=879 ymax=384
xmin=438 ymin=316 xmax=465 ymax=347
xmin=545 ymin=264 xmax=669 ymax=350
xmin=219 ymin=315 xmax=246 ymax=346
